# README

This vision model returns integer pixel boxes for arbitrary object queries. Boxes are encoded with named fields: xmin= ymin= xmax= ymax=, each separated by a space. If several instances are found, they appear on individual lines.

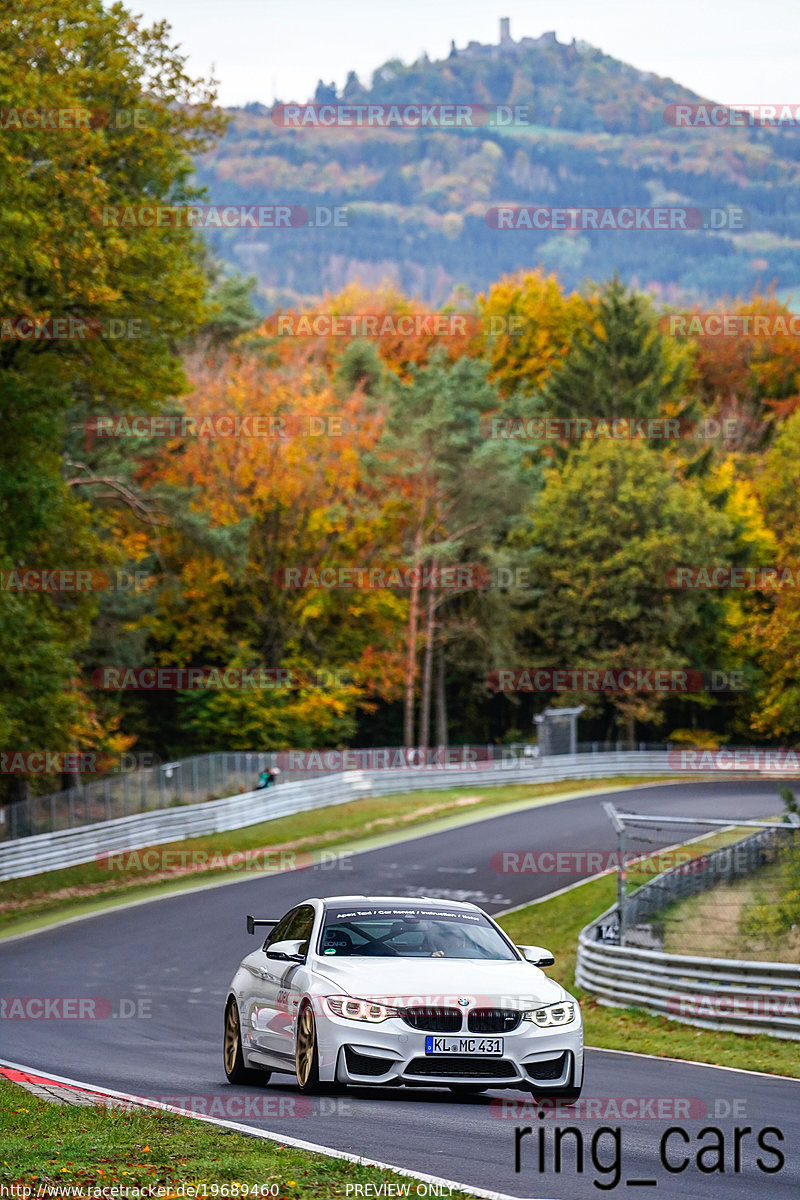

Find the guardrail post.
xmin=603 ymin=801 xmax=627 ymax=944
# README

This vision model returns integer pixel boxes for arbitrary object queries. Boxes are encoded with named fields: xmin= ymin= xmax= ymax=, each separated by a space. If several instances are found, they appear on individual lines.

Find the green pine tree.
xmin=543 ymin=275 xmax=694 ymax=424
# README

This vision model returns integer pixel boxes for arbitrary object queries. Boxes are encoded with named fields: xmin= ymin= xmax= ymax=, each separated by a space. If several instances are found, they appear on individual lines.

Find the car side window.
xmin=283 ymin=904 xmax=316 ymax=955
xmin=263 ymin=909 xmax=296 ymax=951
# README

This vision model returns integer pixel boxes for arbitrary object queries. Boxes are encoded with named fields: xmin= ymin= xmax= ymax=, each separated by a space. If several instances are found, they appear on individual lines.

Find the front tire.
xmin=295 ymin=1002 xmax=323 ymax=1093
xmin=224 ymin=998 xmax=270 ymax=1085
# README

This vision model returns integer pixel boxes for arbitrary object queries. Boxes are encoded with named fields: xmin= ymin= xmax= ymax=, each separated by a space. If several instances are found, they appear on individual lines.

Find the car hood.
xmin=311 ymin=956 xmax=568 ymax=1009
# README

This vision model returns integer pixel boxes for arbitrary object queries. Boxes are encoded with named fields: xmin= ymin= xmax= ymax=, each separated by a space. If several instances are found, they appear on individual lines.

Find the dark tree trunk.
xmin=403 ymin=528 xmax=423 ymax=748
xmin=7 ymin=775 xmax=30 ymax=805
xmin=418 ymin=574 xmax=436 ymax=750
xmin=434 ymin=642 xmax=448 ymax=748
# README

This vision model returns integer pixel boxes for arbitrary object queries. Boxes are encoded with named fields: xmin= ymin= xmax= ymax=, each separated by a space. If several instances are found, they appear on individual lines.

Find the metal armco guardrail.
xmin=576 ymin=826 xmax=800 ymax=1040
xmin=0 ymin=740 xmax=672 ymax=840
xmin=0 ymin=749 xmax=686 ymax=881
xmin=576 ymin=928 xmax=800 ymax=1040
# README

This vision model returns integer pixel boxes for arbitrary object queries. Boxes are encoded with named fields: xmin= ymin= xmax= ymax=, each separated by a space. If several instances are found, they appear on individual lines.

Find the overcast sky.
xmin=124 ymin=0 xmax=799 ymax=110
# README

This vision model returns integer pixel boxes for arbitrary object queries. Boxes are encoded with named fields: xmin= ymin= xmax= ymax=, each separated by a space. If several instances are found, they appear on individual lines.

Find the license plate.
xmin=425 ymin=1035 xmax=503 ymax=1055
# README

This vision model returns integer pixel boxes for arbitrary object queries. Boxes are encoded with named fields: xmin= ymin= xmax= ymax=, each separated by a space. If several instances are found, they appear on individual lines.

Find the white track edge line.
xmin=583 ymin=1044 xmax=800 ymax=1082
xmin=0 ymin=1057 xmax=562 ymax=1200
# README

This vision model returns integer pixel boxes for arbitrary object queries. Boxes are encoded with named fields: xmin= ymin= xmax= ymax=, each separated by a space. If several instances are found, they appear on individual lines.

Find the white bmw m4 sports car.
xmin=223 ymin=895 xmax=583 ymax=1098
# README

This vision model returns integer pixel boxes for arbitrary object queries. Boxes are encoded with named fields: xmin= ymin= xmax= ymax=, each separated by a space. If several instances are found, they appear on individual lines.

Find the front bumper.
xmin=317 ymin=1012 xmax=584 ymax=1091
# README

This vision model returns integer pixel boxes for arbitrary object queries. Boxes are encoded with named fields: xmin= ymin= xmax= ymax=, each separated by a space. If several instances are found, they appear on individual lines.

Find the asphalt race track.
xmin=2 ymin=780 xmax=800 ymax=1198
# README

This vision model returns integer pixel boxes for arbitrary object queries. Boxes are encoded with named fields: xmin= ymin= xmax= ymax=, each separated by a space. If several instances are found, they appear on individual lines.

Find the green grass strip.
xmin=496 ymin=828 xmax=800 ymax=1078
xmin=0 ymin=1076 xmax=478 ymax=1197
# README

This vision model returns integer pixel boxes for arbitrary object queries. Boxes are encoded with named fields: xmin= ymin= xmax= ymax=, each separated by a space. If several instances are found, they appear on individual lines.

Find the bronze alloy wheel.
xmin=224 ymin=997 xmax=270 ymax=1086
xmin=296 ymin=1003 xmax=319 ymax=1090
xmin=224 ymin=1000 xmax=240 ymax=1077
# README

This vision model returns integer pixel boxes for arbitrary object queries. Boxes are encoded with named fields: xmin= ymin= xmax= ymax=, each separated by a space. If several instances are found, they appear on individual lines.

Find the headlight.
xmin=325 ymin=996 xmax=398 ymax=1023
xmin=522 ymin=1002 xmax=576 ymax=1027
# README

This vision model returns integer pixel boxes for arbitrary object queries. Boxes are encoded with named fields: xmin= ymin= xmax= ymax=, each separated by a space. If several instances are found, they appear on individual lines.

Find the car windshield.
xmin=318 ymin=905 xmax=518 ymax=960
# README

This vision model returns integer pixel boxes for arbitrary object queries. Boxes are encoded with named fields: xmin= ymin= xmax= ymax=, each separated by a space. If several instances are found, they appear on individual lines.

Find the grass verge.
xmin=661 ymin=850 xmax=800 ymax=963
xmin=3 ymin=815 xmax=797 ymax=1188
xmin=496 ymin=826 xmax=800 ymax=1079
xmin=0 ymin=1077 xmax=476 ymax=1196
xmin=0 ymin=775 xmax=670 ymax=939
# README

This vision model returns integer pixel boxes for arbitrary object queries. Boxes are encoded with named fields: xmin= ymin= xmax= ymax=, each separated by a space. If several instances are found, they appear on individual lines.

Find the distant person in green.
xmin=257 ymin=767 xmax=280 ymax=789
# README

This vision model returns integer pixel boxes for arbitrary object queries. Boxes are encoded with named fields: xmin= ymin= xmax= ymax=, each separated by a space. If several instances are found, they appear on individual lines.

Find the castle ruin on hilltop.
xmin=449 ymin=17 xmax=587 ymax=61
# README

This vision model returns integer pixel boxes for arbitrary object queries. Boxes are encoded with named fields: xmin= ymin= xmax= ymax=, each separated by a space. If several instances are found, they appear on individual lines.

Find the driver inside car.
xmin=430 ymin=922 xmax=470 ymax=958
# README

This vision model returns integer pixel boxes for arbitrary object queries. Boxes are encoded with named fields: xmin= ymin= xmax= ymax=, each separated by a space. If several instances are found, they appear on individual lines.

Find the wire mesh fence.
xmin=623 ymin=825 xmax=800 ymax=961
xmin=0 ymin=752 xmax=275 ymax=841
xmin=0 ymin=739 xmax=726 ymax=844
xmin=0 ymin=745 xmax=517 ymax=841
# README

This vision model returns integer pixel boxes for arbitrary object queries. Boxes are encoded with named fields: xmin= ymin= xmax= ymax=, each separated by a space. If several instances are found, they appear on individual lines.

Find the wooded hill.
xmin=193 ymin=25 xmax=800 ymax=307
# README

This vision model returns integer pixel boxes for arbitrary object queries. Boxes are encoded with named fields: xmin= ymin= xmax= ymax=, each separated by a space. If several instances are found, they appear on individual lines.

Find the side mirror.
xmin=517 ymin=944 xmax=555 ymax=967
xmin=265 ymin=938 xmax=306 ymax=963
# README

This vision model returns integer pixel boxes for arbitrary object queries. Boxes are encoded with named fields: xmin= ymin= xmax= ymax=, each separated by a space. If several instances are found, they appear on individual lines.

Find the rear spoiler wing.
xmin=247 ymin=915 xmax=280 ymax=935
